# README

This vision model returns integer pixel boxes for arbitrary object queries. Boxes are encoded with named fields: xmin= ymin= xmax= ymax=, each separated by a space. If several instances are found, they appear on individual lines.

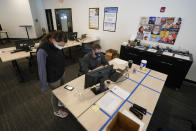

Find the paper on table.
xmin=147 ymin=48 xmax=157 ymax=53
xmin=111 ymin=86 xmax=129 ymax=100
xmin=122 ymin=110 xmax=144 ymax=131
xmin=162 ymin=52 xmax=173 ymax=56
xmin=97 ymin=92 xmax=122 ymax=115
xmin=0 ymin=50 xmax=13 ymax=54
xmin=112 ymin=58 xmax=127 ymax=65
xmin=174 ymin=54 xmax=190 ymax=60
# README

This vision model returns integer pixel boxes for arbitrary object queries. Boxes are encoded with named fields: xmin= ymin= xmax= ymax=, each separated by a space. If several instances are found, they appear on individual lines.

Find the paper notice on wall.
xmin=111 ymin=86 xmax=130 ymax=100
xmin=103 ymin=7 xmax=118 ymax=32
xmin=96 ymin=92 xmax=122 ymax=115
xmin=89 ymin=8 xmax=99 ymax=29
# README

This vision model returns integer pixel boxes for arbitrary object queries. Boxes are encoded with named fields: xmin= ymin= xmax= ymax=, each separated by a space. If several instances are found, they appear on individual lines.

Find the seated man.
xmin=80 ymin=44 xmax=108 ymax=74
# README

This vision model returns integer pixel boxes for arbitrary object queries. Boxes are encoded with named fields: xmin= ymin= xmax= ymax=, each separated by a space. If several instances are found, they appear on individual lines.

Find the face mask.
xmin=54 ymin=44 xmax=63 ymax=50
xmin=95 ymin=52 xmax=101 ymax=58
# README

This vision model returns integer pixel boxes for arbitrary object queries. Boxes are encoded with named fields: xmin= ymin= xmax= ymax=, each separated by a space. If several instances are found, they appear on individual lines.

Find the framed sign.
xmin=89 ymin=8 xmax=99 ymax=30
xmin=103 ymin=7 xmax=118 ymax=32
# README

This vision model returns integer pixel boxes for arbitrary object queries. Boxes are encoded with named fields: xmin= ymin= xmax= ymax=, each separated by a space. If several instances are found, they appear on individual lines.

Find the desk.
xmin=19 ymin=25 xmax=32 ymax=39
xmin=0 ymin=31 xmax=9 ymax=39
xmin=0 ymin=37 xmax=98 ymax=82
xmin=53 ymin=58 xmax=167 ymax=131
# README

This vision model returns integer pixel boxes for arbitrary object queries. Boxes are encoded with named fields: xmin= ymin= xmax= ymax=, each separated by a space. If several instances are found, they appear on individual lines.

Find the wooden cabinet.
xmin=120 ymin=45 xmax=193 ymax=89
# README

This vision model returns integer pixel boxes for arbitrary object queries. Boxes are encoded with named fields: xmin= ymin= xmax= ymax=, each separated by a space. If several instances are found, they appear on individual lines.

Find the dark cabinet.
xmin=120 ymin=45 xmax=193 ymax=89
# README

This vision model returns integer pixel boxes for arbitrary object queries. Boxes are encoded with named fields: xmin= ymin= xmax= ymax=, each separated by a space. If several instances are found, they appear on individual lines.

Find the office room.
xmin=0 ymin=0 xmax=195 ymax=130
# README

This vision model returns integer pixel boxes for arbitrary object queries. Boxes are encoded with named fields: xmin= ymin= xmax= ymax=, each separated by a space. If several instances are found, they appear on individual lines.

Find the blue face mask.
xmin=95 ymin=52 xmax=101 ymax=58
xmin=54 ymin=44 xmax=63 ymax=50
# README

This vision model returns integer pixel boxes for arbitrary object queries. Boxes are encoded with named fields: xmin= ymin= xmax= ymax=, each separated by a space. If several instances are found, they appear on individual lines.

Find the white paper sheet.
xmin=162 ymin=52 xmax=173 ymax=56
xmin=147 ymin=48 xmax=157 ymax=53
xmin=174 ymin=54 xmax=190 ymax=60
xmin=122 ymin=110 xmax=144 ymax=131
xmin=97 ymin=92 xmax=122 ymax=115
xmin=0 ymin=50 xmax=13 ymax=54
xmin=112 ymin=58 xmax=127 ymax=65
xmin=111 ymin=86 xmax=129 ymax=100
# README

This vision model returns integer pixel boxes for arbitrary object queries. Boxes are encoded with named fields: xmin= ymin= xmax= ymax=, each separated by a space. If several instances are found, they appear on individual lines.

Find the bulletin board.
xmin=103 ymin=7 xmax=118 ymax=32
xmin=89 ymin=8 xmax=99 ymax=30
xmin=137 ymin=17 xmax=182 ymax=45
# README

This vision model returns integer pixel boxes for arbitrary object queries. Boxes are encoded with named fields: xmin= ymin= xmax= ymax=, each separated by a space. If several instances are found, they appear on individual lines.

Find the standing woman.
xmin=37 ymin=31 xmax=68 ymax=118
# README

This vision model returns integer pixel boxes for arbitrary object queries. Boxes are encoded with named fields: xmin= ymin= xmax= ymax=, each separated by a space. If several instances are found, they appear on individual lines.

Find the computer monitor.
xmin=85 ymin=65 xmax=115 ymax=95
xmin=68 ymin=32 xmax=77 ymax=40
xmin=15 ymin=39 xmax=35 ymax=52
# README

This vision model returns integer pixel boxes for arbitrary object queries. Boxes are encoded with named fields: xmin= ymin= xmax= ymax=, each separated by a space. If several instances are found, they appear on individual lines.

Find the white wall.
xmin=42 ymin=0 xmax=196 ymax=81
xmin=0 ymin=0 xmax=37 ymax=38
xmin=29 ymin=0 xmax=48 ymax=37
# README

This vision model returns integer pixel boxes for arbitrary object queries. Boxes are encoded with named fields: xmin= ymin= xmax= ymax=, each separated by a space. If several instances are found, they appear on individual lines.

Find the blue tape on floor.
xmin=99 ymin=69 xmax=151 ymax=131
xmin=127 ymin=100 xmax=134 ymax=105
xmin=148 ymin=74 xmax=165 ymax=82
xmin=137 ymin=69 xmax=165 ymax=82
xmin=99 ymin=108 xmax=111 ymax=118
xmin=125 ymin=76 xmax=139 ymax=84
xmin=147 ymin=112 xmax=152 ymax=115
xmin=109 ymin=90 xmax=124 ymax=100
xmin=136 ymin=69 xmax=146 ymax=75
xmin=141 ymin=84 xmax=161 ymax=94
xmin=93 ymin=103 xmax=111 ymax=118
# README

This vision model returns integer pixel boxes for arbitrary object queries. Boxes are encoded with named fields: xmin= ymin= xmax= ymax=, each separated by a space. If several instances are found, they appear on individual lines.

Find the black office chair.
xmin=15 ymin=39 xmax=35 ymax=51
xmin=78 ymin=58 xmax=85 ymax=76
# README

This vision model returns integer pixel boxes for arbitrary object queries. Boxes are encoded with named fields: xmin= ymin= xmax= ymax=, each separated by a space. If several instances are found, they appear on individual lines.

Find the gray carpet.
xmin=0 ymin=40 xmax=196 ymax=131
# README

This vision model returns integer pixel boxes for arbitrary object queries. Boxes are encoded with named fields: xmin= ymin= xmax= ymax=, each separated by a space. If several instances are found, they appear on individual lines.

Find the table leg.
xmin=6 ymin=32 xmax=9 ymax=38
xmin=69 ymin=47 xmax=72 ymax=58
xmin=11 ymin=60 xmax=25 ymax=82
xmin=25 ymin=27 xmax=30 ymax=39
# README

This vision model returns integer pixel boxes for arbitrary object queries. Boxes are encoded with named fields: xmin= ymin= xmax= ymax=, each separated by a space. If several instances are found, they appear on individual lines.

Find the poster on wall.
xmin=89 ymin=8 xmax=99 ymax=30
xmin=103 ymin=7 xmax=118 ymax=32
xmin=136 ymin=16 xmax=182 ymax=45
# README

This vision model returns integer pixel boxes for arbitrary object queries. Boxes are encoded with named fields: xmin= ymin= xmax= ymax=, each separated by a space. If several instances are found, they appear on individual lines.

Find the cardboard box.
xmin=105 ymin=49 xmax=120 ymax=61
xmin=106 ymin=112 xmax=140 ymax=131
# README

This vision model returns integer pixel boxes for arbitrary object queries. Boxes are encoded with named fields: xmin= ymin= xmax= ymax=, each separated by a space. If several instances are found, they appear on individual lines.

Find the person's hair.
xmin=138 ymin=26 xmax=144 ymax=33
xmin=40 ymin=30 xmax=67 ymax=44
xmin=92 ymin=44 xmax=101 ymax=50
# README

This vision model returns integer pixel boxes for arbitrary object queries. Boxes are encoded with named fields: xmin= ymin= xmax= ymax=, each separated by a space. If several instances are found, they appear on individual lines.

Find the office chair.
xmin=78 ymin=58 xmax=85 ymax=76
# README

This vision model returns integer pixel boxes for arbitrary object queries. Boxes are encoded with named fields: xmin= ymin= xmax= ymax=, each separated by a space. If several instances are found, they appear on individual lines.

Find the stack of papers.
xmin=0 ymin=50 xmax=14 ymax=54
xmin=97 ymin=92 xmax=122 ymax=115
xmin=134 ymin=46 xmax=145 ymax=50
xmin=174 ymin=54 xmax=190 ymax=60
xmin=147 ymin=48 xmax=157 ymax=53
xmin=162 ymin=52 xmax=173 ymax=56
xmin=111 ymin=86 xmax=129 ymax=100
xmin=112 ymin=58 xmax=127 ymax=65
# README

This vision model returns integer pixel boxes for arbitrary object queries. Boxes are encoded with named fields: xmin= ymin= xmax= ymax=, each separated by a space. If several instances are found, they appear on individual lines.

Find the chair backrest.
xmin=0 ymin=24 xmax=2 ymax=31
xmin=78 ymin=58 xmax=84 ymax=76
